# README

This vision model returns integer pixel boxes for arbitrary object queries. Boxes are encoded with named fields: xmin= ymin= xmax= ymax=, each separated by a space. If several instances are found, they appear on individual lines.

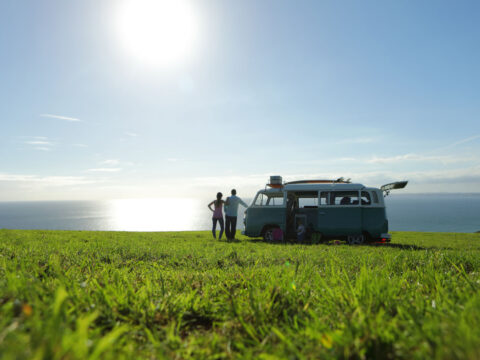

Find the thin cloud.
xmin=336 ymin=137 xmax=375 ymax=145
xmin=101 ymin=159 xmax=120 ymax=165
xmin=124 ymin=132 xmax=138 ymax=137
xmin=25 ymin=140 xmax=52 ymax=145
xmin=0 ymin=173 xmax=97 ymax=186
xmin=366 ymin=153 xmax=468 ymax=164
xmin=87 ymin=168 xmax=122 ymax=172
xmin=23 ymin=137 xmax=55 ymax=151
xmin=428 ymin=134 xmax=480 ymax=154
xmin=40 ymin=113 xmax=81 ymax=122
xmin=443 ymin=134 xmax=480 ymax=149
xmin=73 ymin=143 xmax=88 ymax=148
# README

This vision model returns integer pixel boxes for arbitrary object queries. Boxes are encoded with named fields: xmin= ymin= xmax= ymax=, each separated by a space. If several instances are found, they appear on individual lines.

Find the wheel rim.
xmin=348 ymin=235 xmax=364 ymax=245
xmin=264 ymin=229 xmax=273 ymax=241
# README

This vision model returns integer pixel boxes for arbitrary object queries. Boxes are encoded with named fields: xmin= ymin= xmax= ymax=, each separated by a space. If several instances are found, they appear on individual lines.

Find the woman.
xmin=208 ymin=192 xmax=225 ymax=240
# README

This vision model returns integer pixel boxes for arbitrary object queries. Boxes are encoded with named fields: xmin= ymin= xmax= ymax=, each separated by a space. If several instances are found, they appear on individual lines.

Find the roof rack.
xmin=266 ymin=177 xmax=351 ymax=188
xmin=285 ymin=177 xmax=351 ymax=185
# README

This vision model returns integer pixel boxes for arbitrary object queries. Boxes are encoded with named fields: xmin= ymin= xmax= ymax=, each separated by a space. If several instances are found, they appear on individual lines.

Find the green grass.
xmin=1 ymin=229 xmax=480 ymax=359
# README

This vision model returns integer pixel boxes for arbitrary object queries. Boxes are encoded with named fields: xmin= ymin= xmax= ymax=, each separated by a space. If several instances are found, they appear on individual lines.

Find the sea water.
xmin=0 ymin=194 xmax=479 ymax=233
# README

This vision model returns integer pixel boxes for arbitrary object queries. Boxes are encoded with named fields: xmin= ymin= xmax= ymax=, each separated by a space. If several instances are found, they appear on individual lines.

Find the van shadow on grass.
xmin=247 ymin=238 xmax=427 ymax=250
xmin=365 ymin=243 xmax=426 ymax=250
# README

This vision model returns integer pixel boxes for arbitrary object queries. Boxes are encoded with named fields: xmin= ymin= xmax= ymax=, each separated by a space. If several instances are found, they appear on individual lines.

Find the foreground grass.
xmin=1 ymin=230 xmax=479 ymax=359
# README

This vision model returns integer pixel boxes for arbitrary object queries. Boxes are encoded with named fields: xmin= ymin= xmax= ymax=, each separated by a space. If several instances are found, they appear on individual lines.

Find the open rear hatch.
xmin=381 ymin=181 xmax=408 ymax=195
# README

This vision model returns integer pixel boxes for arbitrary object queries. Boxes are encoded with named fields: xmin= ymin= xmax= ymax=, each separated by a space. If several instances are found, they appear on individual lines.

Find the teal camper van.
xmin=242 ymin=176 xmax=407 ymax=244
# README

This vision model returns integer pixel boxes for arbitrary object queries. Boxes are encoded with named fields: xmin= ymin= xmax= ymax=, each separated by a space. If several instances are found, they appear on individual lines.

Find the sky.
xmin=1 ymin=0 xmax=479 ymax=201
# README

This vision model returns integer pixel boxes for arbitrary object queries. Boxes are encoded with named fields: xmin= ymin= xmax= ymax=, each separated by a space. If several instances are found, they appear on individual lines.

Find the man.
xmin=225 ymin=189 xmax=249 ymax=240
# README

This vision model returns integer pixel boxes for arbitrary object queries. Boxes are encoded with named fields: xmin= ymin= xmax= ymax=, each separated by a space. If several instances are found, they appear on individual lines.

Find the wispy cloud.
xmin=336 ymin=137 xmax=375 ymax=145
xmin=124 ymin=132 xmax=138 ymax=137
xmin=101 ymin=159 xmax=120 ymax=165
xmin=25 ymin=140 xmax=52 ymax=145
xmin=23 ymin=137 xmax=55 ymax=151
xmin=442 ymin=134 xmax=480 ymax=150
xmin=73 ymin=143 xmax=88 ymax=148
xmin=0 ymin=173 xmax=97 ymax=186
xmin=40 ymin=113 xmax=81 ymax=122
xmin=87 ymin=168 xmax=122 ymax=172
xmin=426 ymin=134 xmax=480 ymax=154
xmin=366 ymin=153 xmax=472 ymax=164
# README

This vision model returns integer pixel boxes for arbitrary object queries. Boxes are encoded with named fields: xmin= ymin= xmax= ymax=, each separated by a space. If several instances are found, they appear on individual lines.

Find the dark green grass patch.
xmin=1 ymin=230 xmax=479 ymax=359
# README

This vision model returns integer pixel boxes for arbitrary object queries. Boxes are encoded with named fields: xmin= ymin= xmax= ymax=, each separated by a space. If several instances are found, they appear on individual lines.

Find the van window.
xmin=360 ymin=191 xmax=371 ymax=205
xmin=268 ymin=196 xmax=284 ymax=206
xmin=319 ymin=192 xmax=329 ymax=206
xmin=254 ymin=193 xmax=268 ymax=206
xmin=331 ymin=191 xmax=359 ymax=205
xmin=372 ymin=191 xmax=379 ymax=203
xmin=299 ymin=197 xmax=317 ymax=208
xmin=254 ymin=193 xmax=284 ymax=206
xmin=293 ymin=191 xmax=318 ymax=208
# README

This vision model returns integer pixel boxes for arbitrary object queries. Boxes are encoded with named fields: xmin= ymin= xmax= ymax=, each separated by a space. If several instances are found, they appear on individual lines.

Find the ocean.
xmin=0 ymin=194 xmax=479 ymax=233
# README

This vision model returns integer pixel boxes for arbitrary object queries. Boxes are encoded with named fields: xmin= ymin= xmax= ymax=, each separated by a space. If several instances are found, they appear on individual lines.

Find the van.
xmin=242 ymin=176 xmax=407 ymax=244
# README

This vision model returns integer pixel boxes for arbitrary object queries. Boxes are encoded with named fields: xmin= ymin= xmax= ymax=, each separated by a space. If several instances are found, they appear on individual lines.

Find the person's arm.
xmin=208 ymin=201 xmax=215 ymax=212
xmin=225 ymin=197 xmax=230 ymax=206
xmin=239 ymin=197 xmax=249 ymax=208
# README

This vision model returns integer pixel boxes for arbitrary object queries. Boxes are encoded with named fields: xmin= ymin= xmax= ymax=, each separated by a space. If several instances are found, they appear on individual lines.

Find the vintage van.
xmin=242 ymin=176 xmax=407 ymax=244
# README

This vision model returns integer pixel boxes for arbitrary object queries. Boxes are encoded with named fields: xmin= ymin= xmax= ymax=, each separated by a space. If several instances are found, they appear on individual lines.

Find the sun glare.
xmin=115 ymin=0 xmax=198 ymax=67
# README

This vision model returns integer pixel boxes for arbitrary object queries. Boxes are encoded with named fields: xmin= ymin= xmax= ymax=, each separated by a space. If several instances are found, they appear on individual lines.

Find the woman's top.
xmin=212 ymin=201 xmax=223 ymax=219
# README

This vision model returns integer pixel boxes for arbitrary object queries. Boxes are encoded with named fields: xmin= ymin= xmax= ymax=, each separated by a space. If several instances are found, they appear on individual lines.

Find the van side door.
xmin=317 ymin=191 xmax=362 ymax=236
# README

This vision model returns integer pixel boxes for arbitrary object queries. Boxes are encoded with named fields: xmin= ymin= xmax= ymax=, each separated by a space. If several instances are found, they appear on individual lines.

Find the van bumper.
xmin=379 ymin=233 xmax=391 ymax=242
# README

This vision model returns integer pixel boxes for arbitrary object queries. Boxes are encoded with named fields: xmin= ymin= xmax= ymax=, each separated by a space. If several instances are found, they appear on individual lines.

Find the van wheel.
xmin=263 ymin=228 xmax=275 ymax=242
xmin=347 ymin=234 xmax=365 ymax=245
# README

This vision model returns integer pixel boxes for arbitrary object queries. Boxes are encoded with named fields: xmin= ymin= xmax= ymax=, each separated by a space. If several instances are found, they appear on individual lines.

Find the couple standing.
xmin=208 ymin=189 xmax=248 ymax=241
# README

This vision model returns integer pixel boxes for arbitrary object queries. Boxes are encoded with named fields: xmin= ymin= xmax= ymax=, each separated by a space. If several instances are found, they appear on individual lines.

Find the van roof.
xmin=261 ymin=183 xmax=371 ymax=193
xmin=284 ymin=183 xmax=366 ymax=191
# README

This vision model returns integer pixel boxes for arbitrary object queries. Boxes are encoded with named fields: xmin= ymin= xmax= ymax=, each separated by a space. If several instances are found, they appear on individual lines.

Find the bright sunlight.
xmin=115 ymin=0 xmax=199 ymax=67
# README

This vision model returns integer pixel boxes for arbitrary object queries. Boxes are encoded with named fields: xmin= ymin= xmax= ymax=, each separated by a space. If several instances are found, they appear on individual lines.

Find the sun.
xmin=115 ymin=0 xmax=198 ymax=67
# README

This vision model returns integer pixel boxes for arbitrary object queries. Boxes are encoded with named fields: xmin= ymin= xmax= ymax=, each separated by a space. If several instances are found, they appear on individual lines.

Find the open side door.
xmin=381 ymin=181 xmax=408 ymax=196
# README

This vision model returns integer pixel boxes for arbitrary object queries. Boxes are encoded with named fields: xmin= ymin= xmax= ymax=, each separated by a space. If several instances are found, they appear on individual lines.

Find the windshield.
xmin=254 ymin=192 xmax=284 ymax=206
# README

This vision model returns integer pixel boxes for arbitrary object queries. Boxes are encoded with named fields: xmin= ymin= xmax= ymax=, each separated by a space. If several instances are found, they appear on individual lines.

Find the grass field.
xmin=1 ymin=229 xmax=479 ymax=359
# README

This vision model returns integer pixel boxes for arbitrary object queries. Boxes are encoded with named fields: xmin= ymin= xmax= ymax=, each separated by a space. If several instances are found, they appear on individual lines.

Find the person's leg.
xmin=218 ymin=218 xmax=224 ymax=240
xmin=231 ymin=216 xmax=237 ymax=239
xmin=212 ymin=218 xmax=217 ymax=239
xmin=225 ymin=216 xmax=231 ymax=240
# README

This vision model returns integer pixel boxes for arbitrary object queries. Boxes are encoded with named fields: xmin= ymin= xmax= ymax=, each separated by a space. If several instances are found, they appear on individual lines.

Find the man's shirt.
xmin=225 ymin=195 xmax=249 ymax=217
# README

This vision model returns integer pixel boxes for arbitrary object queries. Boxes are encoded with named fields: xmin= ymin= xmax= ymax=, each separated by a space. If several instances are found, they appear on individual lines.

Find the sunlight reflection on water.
xmin=106 ymin=198 xmax=207 ymax=231
xmin=0 ymin=198 xmax=218 ymax=231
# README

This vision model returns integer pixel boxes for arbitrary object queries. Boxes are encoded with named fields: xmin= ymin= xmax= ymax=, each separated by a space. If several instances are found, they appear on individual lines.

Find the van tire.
xmin=347 ymin=234 xmax=365 ymax=245
xmin=263 ymin=227 xmax=277 ymax=242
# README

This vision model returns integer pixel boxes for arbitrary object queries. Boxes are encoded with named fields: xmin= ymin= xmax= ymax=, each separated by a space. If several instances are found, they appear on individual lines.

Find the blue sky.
xmin=1 ymin=0 xmax=479 ymax=201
